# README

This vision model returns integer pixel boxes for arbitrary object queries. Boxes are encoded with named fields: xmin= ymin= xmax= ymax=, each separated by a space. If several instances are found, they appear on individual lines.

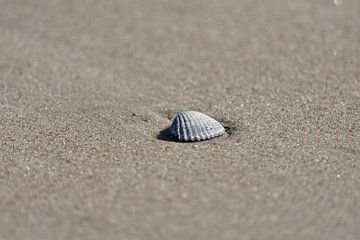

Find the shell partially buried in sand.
xmin=170 ymin=111 xmax=225 ymax=142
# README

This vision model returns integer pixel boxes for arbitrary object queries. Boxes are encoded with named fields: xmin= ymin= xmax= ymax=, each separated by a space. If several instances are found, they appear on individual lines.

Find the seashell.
xmin=332 ymin=0 xmax=342 ymax=5
xmin=170 ymin=111 xmax=225 ymax=141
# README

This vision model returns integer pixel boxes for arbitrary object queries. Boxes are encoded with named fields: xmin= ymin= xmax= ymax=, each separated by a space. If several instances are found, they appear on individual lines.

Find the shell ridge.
xmin=191 ymin=112 xmax=204 ymax=141
xmin=184 ymin=112 xmax=195 ymax=141
xmin=197 ymin=115 xmax=208 ymax=140
xmin=195 ymin=113 xmax=204 ymax=141
xmin=171 ymin=116 xmax=178 ymax=139
xmin=197 ymin=115 xmax=206 ymax=140
xmin=190 ymin=112 xmax=201 ymax=141
xmin=179 ymin=113 xmax=188 ymax=141
xmin=175 ymin=116 xmax=181 ymax=140
xmin=202 ymin=117 xmax=212 ymax=139
xmin=170 ymin=117 xmax=176 ymax=135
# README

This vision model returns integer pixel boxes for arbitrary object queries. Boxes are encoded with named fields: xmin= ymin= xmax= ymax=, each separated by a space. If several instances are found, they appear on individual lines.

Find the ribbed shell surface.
xmin=170 ymin=111 xmax=225 ymax=141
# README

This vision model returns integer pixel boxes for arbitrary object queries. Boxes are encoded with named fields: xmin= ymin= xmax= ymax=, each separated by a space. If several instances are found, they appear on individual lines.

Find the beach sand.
xmin=0 ymin=0 xmax=359 ymax=239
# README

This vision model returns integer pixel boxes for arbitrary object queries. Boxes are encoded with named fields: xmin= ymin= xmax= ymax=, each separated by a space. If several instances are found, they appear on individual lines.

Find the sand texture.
xmin=0 ymin=0 xmax=360 ymax=239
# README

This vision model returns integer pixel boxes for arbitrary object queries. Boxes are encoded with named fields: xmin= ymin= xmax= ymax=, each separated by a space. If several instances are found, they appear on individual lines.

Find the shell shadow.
xmin=157 ymin=128 xmax=178 ymax=142
xmin=220 ymin=118 xmax=243 ymax=137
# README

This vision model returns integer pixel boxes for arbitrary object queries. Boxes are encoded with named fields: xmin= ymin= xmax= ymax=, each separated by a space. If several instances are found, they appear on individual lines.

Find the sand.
xmin=0 ymin=0 xmax=359 ymax=239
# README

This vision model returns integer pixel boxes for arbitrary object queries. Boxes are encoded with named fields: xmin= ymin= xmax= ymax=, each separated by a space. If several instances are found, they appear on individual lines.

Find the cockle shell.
xmin=170 ymin=111 xmax=225 ymax=141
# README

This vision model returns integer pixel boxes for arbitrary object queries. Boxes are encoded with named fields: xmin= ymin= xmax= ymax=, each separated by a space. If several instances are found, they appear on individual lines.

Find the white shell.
xmin=170 ymin=111 xmax=225 ymax=141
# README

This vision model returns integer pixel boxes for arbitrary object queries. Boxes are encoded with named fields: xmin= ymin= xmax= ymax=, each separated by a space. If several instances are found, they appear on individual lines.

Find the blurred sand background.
xmin=0 ymin=0 xmax=359 ymax=239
